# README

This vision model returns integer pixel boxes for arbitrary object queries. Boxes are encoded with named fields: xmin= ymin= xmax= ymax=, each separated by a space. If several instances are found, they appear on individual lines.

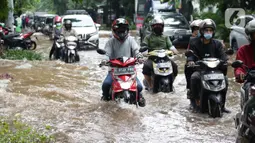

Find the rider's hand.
xmin=100 ymin=60 xmax=108 ymax=67
xmin=187 ymin=61 xmax=195 ymax=67
xmin=136 ymin=53 xmax=143 ymax=59
xmin=236 ymin=73 xmax=245 ymax=83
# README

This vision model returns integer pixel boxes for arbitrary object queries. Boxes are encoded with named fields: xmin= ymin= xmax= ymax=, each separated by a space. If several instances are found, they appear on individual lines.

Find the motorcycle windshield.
xmin=202 ymin=58 xmax=220 ymax=68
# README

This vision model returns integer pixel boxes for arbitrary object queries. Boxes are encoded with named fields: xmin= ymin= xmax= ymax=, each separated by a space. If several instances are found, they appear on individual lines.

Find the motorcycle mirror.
xmin=97 ymin=49 xmax=106 ymax=55
xmin=225 ymin=48 xmax=234 ymax=55
xmin=139 ymin=47 xmax=148 ymax=53
xmin=231 ymin=60 xmax=243 ymax=68
xmin=95 ymin=23 xmax=101 ymax=27
xmin=185 ymin=50 xmax=194 ymax=57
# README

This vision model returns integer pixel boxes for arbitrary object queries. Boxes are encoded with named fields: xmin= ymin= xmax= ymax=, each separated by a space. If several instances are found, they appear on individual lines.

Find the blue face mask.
xmin=204 ymin=33 xmax=212 ymax=40
xmin=197 ymin=31 xmax=201 ymax=37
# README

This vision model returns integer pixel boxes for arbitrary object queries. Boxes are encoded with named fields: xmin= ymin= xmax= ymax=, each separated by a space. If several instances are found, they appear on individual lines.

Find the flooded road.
xmin=0 ymin=34 xmax=241 ymax=142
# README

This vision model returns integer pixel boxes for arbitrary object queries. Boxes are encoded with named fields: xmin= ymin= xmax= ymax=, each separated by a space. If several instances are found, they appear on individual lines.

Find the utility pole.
xmin=6 ymin=0 xmax=14 ymax=31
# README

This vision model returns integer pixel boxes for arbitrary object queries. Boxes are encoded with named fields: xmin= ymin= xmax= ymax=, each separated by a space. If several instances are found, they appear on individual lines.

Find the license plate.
xmin=179 ymin=35 xmax=183 ymax=39
xmin=157 ymin=62 xmax=170 ymax=68
xmin=114 ymin=66 xmax=135 ymax=75
xmin=204 ymin=73 xmax=224 ymax=80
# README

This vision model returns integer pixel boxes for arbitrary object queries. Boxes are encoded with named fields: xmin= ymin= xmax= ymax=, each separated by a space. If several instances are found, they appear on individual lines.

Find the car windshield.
xmin=64 ymin=17 xmax=94 ymax=27
xmin=161 ymin=15 xmax=189 ymax=29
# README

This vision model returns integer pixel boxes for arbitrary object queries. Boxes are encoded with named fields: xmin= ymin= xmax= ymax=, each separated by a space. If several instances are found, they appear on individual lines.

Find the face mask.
xmin=204 ymin=33 xmax=212 ymax=40
xmin=197 ymin=31 xmax=201 ymax=37
xmin=154 ymin=27 xmax=163 ymax=35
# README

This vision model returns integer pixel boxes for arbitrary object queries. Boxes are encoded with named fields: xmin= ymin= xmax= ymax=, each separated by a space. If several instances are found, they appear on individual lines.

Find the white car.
xmin=62 ymin=15 xmax=100 ymax=49
xmin=229 ymin=15 xmax=254 ymax=51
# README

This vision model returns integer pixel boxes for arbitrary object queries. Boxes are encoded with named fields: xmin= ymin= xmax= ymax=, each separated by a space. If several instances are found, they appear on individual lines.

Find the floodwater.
xmin=0 ymin=34 xmax=241 ymax=143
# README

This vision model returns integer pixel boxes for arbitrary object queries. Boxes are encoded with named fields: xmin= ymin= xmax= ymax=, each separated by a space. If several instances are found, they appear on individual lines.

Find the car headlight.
xmin=89 ymin=31 xmax=98 ymax=37
xmin=186 ymin=30 xmax=192 ymax=35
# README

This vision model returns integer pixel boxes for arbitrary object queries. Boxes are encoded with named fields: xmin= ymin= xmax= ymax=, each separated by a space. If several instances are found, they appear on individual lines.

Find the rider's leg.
xmin=142 ymin=59 xmax=153 ymax=89
xmin=136 ymin=78 xmax=146 ymax=107
xmin=102 ymin=72 xmax=113 ymax=101
xmin=190 ymin=71 xmax=201 ymax=110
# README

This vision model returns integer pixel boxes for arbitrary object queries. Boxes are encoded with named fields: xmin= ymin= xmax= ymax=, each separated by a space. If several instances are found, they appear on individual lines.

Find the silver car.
xmin=140 ymin=12 xmax=191 ymax=49
xmin=229 ymin=15 xmax=254 ymax=51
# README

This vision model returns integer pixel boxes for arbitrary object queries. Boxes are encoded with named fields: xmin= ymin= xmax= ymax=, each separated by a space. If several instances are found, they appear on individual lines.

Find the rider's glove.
xmin=136 ymin=53 xmax=143 ymax=59
xmin=236 ymin=73 xmax=245 ymax=83
xmin=136 ymin=53 xmax=144 ymax=63
xmin=100 ymin=60 xmax=108 ymax=67
xmin=187 ymin=61 xmax=195 ymax=67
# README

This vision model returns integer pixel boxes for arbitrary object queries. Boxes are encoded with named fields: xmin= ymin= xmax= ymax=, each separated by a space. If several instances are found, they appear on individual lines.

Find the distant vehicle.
xmin=62 ymin=14 xmax=100 ymax=49
xmin=34 ymin=14 xmax=56 ymax=32
xmin=135 ymin=0 xmax=193 ymax=32
xmin=65 ymin=10 xmax=88 ymax=15
xmin=229 ymin=15 xmax=255 ymax=51
xmin=140 ymin=11 xmax=191 ymax=48
xmin=41 ymin=14 xmax=56 ymax=38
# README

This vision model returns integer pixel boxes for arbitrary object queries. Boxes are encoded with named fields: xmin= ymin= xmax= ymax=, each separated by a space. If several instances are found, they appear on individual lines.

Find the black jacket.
xmin=187 ymin=37 xmax=228 ymax=62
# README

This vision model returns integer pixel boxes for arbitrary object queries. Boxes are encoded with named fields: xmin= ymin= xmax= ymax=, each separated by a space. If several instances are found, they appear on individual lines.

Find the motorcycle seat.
xmin=3 ymin=34 xmax=20 ymax=39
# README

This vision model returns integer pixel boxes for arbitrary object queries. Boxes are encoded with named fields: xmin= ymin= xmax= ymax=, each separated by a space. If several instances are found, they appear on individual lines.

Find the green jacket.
xmin=15 ymin=17 xmax=22 ymax=33
xmin=142 ymin=33 xmax=173 ymax=52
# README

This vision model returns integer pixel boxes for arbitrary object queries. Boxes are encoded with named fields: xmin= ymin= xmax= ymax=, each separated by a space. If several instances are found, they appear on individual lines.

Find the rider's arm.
xmin=130 ymin=37 xmax=140 ymax=57
xmin=72 ymin=29 xmax=78 ymax=37
xmin=142 ymin=35 xmax=150 ymax=48
xmin=187 ymin=41 xmax=197 ymax=61
xmin=217 ymin=41 xmax=228 ymax=62
xmin=103 ymin=39 xmax=113 ymax=60
xmin=166 ymin=36 xmax=179 ymax=54
xmin=216 ymin=42 xmax=228 ymax=75
xmin=235 ymin=46 xmax=246 ymax=77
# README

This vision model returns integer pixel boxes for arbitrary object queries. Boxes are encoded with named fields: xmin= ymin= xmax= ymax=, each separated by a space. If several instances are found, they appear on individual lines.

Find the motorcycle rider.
xmin=185 ymin=19 xmax=203 ymax=108
xmin=101 ymin=18 xmax=146 ymax=107
xmin=187 ymin=19 xmax=230 ymax=113
xmin=61 ymin=20 xmax=79 ymax=61
xmin=234 ymin=19 xmax=255 ymax=143
xmin=234 ymin=19 xmax=255 ymax=90
xmin=142 ymin=16 xmax=178 ymax=91
xmin=49 ymin=16 xmax=63 ymax=60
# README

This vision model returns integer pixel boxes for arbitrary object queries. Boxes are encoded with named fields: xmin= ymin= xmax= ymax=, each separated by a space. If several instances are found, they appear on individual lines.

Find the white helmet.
xmin=190 ymin=19 xmax=203 ymax=28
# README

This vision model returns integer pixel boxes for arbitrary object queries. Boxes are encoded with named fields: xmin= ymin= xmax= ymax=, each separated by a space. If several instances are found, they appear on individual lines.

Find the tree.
xmin=0 ymin=0 xmax=10 ymax=21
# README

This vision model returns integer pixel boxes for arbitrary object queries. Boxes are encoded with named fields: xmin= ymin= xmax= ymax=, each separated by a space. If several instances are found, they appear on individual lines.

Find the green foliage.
xmin=0 ymin=0 xmax=9 ymax=21
xmin=0 ymin=118 xmax=54 ymax=143
xmin=1 ymin=49 xmax=43 ymax=61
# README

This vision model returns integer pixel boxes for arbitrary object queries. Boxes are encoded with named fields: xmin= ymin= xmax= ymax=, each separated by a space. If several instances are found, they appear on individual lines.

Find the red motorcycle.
xmin=0 ymin=31 xmax=36 ymax=50
xmin=97 ymin=49 xmax=140 ymax=107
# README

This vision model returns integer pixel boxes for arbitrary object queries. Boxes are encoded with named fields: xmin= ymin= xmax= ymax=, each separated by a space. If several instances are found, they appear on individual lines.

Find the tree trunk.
xmin=5 ymin=0 xmax=14 ymax=31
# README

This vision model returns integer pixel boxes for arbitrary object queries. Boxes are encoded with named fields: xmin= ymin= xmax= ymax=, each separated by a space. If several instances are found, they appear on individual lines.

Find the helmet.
xmin=55 ymin=16 xmax=62 ymax=24
xmin=245 ymin=19 xmax=255 ymax=41
xmin=112 ymin=18 xmax=129 ymax=41
xmin=64 ymin=20 xmax=72 ymax=31
xmin=150 ymin=16 xmax=164 ymax=35
xmin=55 ymin=16 xmax=62 ymax=30
xmin=190 ymin=19 xmax=202 ymax=32
xmin=199 ymin=19 xmax=216 ymax=37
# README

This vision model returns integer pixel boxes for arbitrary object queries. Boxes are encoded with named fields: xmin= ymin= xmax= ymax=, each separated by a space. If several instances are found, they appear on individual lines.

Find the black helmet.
xmin=112 ymin=18 xmax=129 ymax=41
xmin=199 ymin=19 xmax=216 ymax=37
xmin=150 ymin=16 xmax=164 ymax=35
xmin=245 ymin=19 xmax=255 ymax=41
xmin=64 ymin=20 xmax=72 ymax=30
